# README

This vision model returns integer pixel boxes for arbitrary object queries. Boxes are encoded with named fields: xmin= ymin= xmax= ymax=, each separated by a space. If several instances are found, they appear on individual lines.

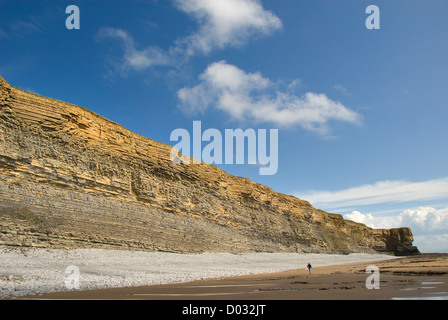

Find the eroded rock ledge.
xmin=0 ymin=75 xmax=419 ymax=255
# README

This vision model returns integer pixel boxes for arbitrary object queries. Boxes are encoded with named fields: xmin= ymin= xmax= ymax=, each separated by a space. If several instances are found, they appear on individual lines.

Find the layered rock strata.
xmin=0 ymin=75 xmax=419 ymax=255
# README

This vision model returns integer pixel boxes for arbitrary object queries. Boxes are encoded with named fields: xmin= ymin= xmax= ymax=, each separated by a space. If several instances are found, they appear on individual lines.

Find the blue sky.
xmin=1 ymin=0 xmax=448 ymax=252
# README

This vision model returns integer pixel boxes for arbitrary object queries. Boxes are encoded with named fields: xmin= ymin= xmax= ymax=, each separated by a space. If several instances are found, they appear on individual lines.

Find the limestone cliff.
xmin=0 ymin=75 xmax=419 ymax=255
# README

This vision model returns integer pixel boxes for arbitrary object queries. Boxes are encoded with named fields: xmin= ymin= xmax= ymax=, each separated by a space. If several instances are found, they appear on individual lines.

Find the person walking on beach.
xmin=307 ymin=263 xmax=312 ymax=274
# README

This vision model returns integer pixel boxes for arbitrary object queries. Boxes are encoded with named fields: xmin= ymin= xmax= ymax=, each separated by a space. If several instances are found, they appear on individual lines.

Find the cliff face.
xmin=0 ymin=75 xmax=419 ymax=255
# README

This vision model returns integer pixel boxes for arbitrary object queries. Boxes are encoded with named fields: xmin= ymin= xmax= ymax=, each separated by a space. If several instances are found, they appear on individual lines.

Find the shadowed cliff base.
xmin=0 ymin=75 xmax=419 ymax=255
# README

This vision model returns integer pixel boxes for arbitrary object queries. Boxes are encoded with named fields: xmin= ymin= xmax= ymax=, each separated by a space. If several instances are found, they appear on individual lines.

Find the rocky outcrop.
xmin=0 ymin=75 xmax=419 ymax=255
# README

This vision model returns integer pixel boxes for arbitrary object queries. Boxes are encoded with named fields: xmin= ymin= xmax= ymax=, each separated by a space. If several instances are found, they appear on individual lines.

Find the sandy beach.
xmin=1 ymin=247 xmax=446 ymax=300
xmin=23 ymin=253 xmax=448 ymax=300
xmin=0 ymin=247 xmax=398 ymax=298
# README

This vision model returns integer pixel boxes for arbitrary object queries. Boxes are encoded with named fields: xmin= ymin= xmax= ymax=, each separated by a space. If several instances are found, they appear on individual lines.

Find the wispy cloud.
xmin=297 ymin=177 xmax=448 ymax=210
xmin=11 ymin=20 xmax=43 ymax=34
xmin=297 ymin=177 xmax=448 ymax=251
xmin=177 ymin=61 xmax=361 ymax=136
xmin=2 ymin=5 xmax=60 ymax=39
xmin=8 ymin=11 xmax=51 ymax=37
xmin=97 ymin=28 xmax=171 ymax=74
xmin=98 ymin=0 xmax=282 ymax=74
xmin=333 ymin=84 xmax=352 ymax=97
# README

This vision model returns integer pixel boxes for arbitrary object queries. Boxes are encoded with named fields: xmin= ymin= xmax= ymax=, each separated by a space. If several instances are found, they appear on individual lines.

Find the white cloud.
xmin=344 ymin=211 xmax=378 ymax=227
xmin=400 ymin=207 xmax=448 ymax=234
xmin=287 ymin=78 xmax=302 ymax=91
xmin=298 ymin=177 xmax=448 ymax=210
xmin=173 ymin=0 xmax=282 ymax=55
xmin=97 ymin=28 xmax=171 ymax=74
xmin=344 ymin=210 xmax=401 ymax=230
xmin=98 ymin=0 xmax=282 ymax=74
xmin=177 ymin=61 xmax=361 ymax=136
xmin=344 ymin=207 xmax=448 ymax=252
xmin=298 ymin=177 xmax=448 ymax=252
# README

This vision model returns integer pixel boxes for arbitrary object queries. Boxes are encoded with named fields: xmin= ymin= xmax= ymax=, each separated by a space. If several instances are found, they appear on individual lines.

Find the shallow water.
xmin=392 ymin=280 xmax=447 ymax=300
xmin=392 ymin=295 xmax=448 ymax=300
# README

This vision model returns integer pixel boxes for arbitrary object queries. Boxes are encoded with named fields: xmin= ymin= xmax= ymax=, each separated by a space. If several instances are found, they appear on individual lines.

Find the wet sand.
xmin=21 ymin=253 xmax=448 ymax=300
